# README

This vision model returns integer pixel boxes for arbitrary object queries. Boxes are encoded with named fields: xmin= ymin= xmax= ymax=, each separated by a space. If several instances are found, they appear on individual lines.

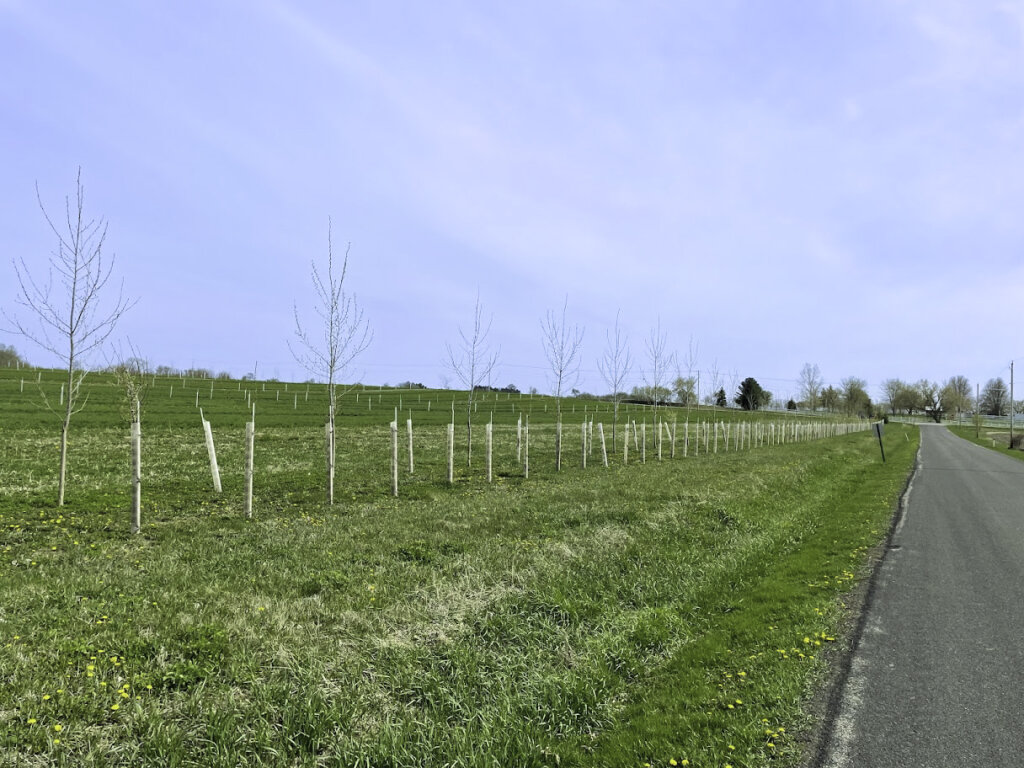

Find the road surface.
xmin=820 ymin=424 xmax=1024 ymax=767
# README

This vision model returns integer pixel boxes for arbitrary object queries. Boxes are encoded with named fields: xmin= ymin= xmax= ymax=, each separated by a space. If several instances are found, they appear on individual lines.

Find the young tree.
xmin=798 ymin=363 xmax=823 ymax=411
xmin=714 ymin=388 xmax=727 ymax=408
xmin=445 ymin=292 xmax=499 ymax=467
xmin=108 ymin=340 xmax=149 ymax=533
xmin=642 ymin=318 xmax=674 ymax=431
xmin=704 ymin=361 xmax=723 ymax=407
xmin=676 ymin=335 xmax=700 ymax=412
xmin=290 ymin=219 xmax=372 ymax=504
xmin=3 ymin=169 xmax=134 ymax=505
xmin=541 ymin=297 xmax=584 ymax=470
xmin=596 ymin=309 xmax=632 ymax=452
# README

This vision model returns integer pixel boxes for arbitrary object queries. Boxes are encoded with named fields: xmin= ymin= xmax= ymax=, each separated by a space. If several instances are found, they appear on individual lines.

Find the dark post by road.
xmin=872 ymin=421 xmax=885 ymax=462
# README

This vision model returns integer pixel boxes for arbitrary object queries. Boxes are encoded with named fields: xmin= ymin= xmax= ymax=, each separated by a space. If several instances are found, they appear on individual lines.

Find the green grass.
xmin=947 ymin=424 xmax=1024 ymax=462
xmin=0 ymin=368 xmax=917 ymax=767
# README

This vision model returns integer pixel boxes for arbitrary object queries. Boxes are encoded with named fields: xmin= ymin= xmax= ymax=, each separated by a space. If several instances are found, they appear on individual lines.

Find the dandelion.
xmin=27 ymin=718 xmax=37 ymax=725
xmin=111 ymin=704 xmax=119 ymax=711
xmin=53 ymin=724 xmax=62 ymax=732
xmin=42 ymin=694 xmax=51 ymax=701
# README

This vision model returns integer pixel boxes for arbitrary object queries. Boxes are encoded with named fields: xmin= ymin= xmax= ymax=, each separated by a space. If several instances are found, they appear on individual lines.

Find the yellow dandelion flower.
xmin=27 ymin=718 xmax=37 ymax=725
xmin=53 ymin=724 xmax=62 ymax=732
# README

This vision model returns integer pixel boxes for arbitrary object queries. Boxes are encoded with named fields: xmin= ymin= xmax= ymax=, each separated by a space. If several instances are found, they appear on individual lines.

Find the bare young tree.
xmin=642 ymin=317 xmax=674 ymax=432
xmin=541 ymin=297 xmax=584 ymax=470
xmin=3 ymin=169 xmax=134 ymax=505
xmin=108 ymin=339 xmax=149 ymax=533
xmin=290 ymin=219 xmax=372 ymax=504
xmin=704 ymin=360 xmax=723 ymax=408
xmin=596 ymin=309 xmax=632 ymax=452
xmin=798 ymin=363 xmax=823 ymax=411
xmin=677 ymin=335 xmax=699 ymax=410
xmin=445 ymin=292 xmax=499 ymax=468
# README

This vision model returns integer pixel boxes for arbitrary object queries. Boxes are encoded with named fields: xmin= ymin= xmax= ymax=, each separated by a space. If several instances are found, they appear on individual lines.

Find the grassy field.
xmin=947 ymin=424 xmax=1024 ymax=462
xmin=0 ymin=368 xmax=917 ymax=767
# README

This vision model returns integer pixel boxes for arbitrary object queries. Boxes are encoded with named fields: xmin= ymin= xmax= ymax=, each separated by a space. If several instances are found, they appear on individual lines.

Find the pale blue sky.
xmin=3 ymin=1 xmax=1023 ymax=401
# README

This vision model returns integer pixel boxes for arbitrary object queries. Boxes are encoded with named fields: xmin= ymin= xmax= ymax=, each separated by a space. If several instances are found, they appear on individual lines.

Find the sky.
xmin=2 ymin=0 xmax=1023 ymax=403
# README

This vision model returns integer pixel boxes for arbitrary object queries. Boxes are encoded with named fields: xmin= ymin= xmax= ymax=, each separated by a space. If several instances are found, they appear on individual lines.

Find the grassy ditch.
xmin=0 ymin=372 xmax=916 ymax=767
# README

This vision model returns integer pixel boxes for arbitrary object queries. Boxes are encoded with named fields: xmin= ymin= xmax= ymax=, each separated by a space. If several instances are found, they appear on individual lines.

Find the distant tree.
xmin=894 ymin=382 xmax=921 ymax=415
xmin=630 ymin=384 xmax=672 ymax=403
xmin=840 ymin=377 xmax=872 ymax=417
xmin=596 ymin=309 xmax=632 ymax=452
xmin=215 ymin=371 xmax=232 ymax=380
xmin=290 ymin=219 xmax=372 ymax=504
xmin=980 ymin=378 xmax=1009 ymax=416
xmin=541 ymin=297 xmax=584 ymax=470
xmin=881 ymin=378 xmax=906 ymax=415
xmin=155 ymin=365 xmax=177 ymax=376
xmin=735 ymin=377 xmax=767 ymax=410
xmin=2 ymin=169 xmax=135 ymax=506
xmin=941 ymin=375 xmax=971 ymax=421
xmin=821 ymin=385 xmax=840 ymax=413
xmin=714 ymin=388 xmax=727 ymax=408
xmin=0 ymin=344 xmax=27 ymax=367
xmin=672 ymin=375 xmax=697 ymax=406
xmin=917 ymin=379 xmax=943 ymax=423
xmin=798 ymin=363 xmax=823 ymax=411
xmin=786 ymin=398 xmax=797 ymax=411
xmin=445 ymin=291 xmax=499 ymax=468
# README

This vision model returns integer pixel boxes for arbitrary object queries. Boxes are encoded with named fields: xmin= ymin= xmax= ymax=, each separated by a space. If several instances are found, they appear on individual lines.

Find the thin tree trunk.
xmin=130 ymin=420 xmax=141 ymax=534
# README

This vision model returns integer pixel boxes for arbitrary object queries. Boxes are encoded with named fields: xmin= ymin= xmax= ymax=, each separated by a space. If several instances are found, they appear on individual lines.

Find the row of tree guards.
xmin=381 ymin=412 xmax=868 ymax=498
xmin=125 ymin=409 xmax=867 ymax=531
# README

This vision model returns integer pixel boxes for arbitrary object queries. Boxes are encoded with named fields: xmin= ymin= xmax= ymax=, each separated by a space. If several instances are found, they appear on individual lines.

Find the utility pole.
xmin=976 ymin=382 xmax=981 ymax=438
xmin=1011 ymin=361 xmax=1015 ymax=449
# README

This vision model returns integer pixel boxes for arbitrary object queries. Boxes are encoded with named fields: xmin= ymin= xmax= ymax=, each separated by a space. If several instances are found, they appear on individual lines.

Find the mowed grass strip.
xmin=0 ymin=389 xmax=915 ymax=767
xmin=947 ymin=424 xmax=1024 ymax=462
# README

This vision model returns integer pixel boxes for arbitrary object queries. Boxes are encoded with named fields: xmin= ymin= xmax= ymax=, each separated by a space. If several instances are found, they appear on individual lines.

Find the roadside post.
xmin=873 ymin=421 xmax=886 ymax=463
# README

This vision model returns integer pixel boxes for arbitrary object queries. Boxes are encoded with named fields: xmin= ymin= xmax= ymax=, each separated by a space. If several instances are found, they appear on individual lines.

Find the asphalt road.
xmin=820 ymin=424 xmax=1024 ymax=767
